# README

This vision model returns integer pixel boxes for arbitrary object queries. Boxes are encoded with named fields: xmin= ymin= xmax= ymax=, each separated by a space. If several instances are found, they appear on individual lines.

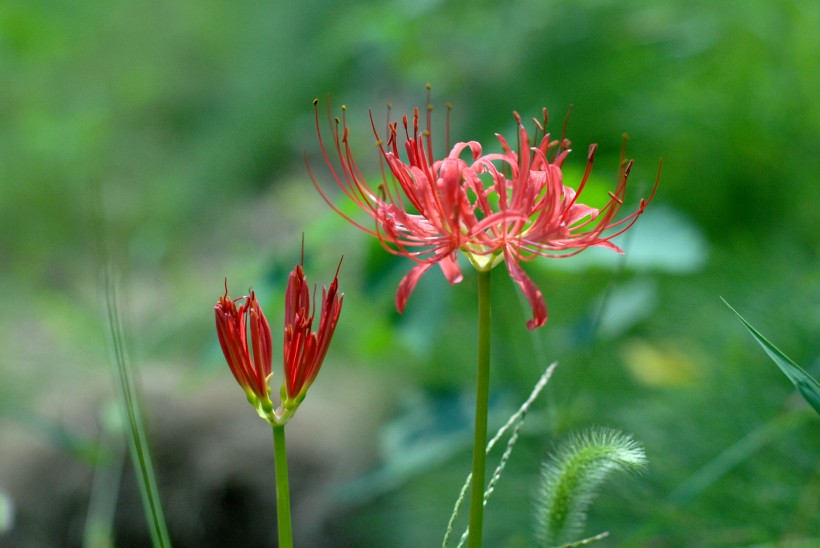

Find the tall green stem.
xmin=468 ymin=270 xmax=492 ymax=548
xmin=272 ymin=425 xmax=294 ymax=548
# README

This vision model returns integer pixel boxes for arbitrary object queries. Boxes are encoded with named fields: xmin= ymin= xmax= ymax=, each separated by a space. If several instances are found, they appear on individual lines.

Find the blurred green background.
xmin=1 ymin=0 xmax=818 ymax=546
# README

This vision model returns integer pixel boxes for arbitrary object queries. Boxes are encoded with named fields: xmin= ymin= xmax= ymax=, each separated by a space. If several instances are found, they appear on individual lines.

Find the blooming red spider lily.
xmin=309 ymin=98 xmax=658 ymax=329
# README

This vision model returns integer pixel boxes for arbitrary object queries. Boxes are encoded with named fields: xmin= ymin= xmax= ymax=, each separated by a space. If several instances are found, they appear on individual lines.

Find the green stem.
xmin=272 ymin=425 xmax=294 ymax=548
xmin=468 ymin=270 xmax=492 ymax=548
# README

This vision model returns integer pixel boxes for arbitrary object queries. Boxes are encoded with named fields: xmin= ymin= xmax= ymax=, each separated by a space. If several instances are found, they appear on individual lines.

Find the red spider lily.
xmin=283 ymin=258 xmax=344 ymax=402
xmin=310 ymin=99 xmax=658 ymax=330
xmin=215 ymin=286 xmax=274 ymax=406
xmin=215 ymin=257 xmax=344 ymax=423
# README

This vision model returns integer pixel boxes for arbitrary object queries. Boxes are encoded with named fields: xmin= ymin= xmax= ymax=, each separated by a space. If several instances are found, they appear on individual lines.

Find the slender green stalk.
xmin=104 ymin=265 xmax=171 ymax=548
xmin=468 ymin=270 xmax=492 ymax=548
xmin=272 ymin=425 xmax=294 ymax=548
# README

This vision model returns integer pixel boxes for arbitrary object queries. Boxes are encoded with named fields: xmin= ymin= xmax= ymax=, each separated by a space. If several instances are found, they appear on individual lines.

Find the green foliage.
xmin=534 ymin=428 xmax=647 ymax=547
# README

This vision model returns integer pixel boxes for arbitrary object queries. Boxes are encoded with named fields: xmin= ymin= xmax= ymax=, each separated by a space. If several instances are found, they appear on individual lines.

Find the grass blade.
xmin=93 ymin=183 xmax=171 ymax=547
xmin=103 ymin=264 xmax=172 ymax=547
xmin=723 ymin=299 xmax=820 ymax=415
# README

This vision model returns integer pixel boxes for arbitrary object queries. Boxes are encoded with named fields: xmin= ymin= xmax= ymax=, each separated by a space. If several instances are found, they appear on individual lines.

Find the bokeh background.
xmin=1 ymin=0 xmax=818 ymax=546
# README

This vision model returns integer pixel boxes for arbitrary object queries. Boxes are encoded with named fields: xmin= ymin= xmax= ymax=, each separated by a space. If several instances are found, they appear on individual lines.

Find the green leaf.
xmin=723 ymin=298 xmax=820 ymax=415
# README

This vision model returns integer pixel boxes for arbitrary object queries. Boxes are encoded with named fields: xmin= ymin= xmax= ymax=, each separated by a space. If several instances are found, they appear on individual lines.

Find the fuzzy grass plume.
xmin=534 ymin=427 xmax=646 ymax=547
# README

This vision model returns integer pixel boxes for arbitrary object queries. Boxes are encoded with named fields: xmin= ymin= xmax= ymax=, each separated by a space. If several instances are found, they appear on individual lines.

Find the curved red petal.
xmin=395 ymin=262 xmax=435 ymax=313
xmin=504 ymin=249 xmax=547 ymax=330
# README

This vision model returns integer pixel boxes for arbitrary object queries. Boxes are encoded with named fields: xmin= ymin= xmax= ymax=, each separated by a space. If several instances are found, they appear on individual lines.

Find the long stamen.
xmin=446 ymin=102 xmax=453 ymax=153
xmin=558 ymin=105 xmax=573 ymax=160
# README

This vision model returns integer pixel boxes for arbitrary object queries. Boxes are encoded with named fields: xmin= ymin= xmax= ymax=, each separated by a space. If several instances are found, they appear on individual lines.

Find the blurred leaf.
xmin=723 ymin=299 xmax=820 ymax=415
xmin=332 ymin=390 xmax=471 ymax=505
xmin=0 ymin=488 xmax=14 ymax=535
xmin=667 ymin=410 xmax=810 ymax=506
xmin=595 ymin=278 xmax=658 ymax=339
xmin=620 ymin=339 xmax=701 ymax=387
xmin=333 ymin=388 xmax=519 ymax=505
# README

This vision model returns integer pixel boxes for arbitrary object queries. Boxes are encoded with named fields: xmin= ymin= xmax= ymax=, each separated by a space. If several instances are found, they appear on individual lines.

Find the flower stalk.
xmin=468 ymin=269 xmax=492 ymax=547
xmin=272 ymin=425 xmax=293 ymax=548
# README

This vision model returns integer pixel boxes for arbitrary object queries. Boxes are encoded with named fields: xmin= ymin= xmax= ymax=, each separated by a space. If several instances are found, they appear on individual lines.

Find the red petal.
xmin=504 ymin=249 xmax=547 ymax=330
xmin=438 ymin=254 xmax=464 ymax=285
xmin=395 ymin=262 xmax=434 ymax=313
